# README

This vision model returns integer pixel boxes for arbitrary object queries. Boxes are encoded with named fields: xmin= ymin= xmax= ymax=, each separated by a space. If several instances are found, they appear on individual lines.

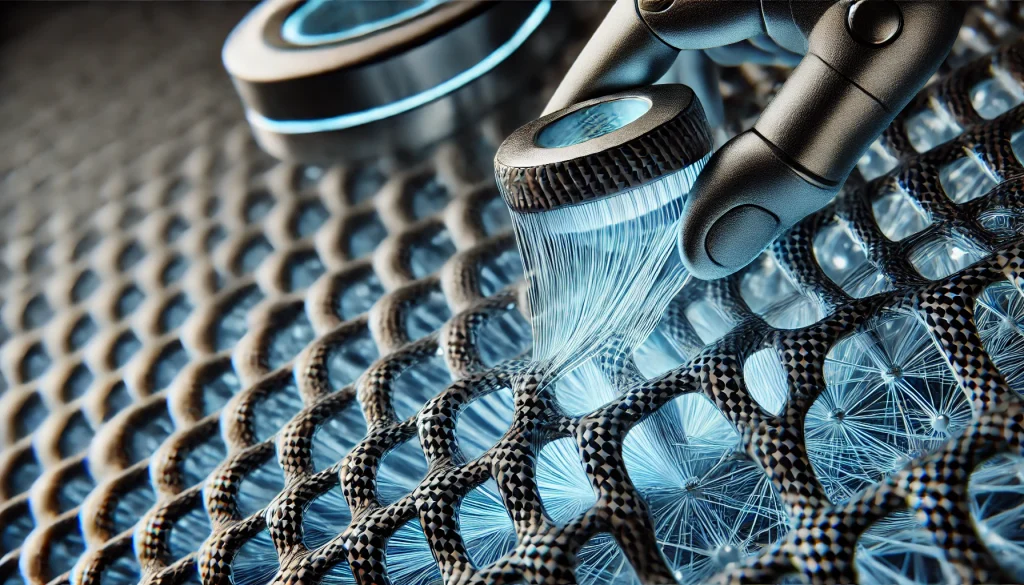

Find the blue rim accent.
xmin=247 ymin=0 xmax=551 ymax=135
xmin=535 ymin=97 xmax=652 ymax=149
xmin=281 ymin=0 xmax=446 ymax=47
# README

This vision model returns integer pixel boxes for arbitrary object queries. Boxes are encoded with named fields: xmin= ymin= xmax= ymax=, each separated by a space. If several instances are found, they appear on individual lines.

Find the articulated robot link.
xmin=547 ymin=0 xmax=965 ymax=280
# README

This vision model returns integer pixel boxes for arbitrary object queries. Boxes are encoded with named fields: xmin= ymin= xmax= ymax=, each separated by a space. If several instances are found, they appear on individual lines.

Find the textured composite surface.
xmin=3 ymin=3 xmax=1024 ymax=585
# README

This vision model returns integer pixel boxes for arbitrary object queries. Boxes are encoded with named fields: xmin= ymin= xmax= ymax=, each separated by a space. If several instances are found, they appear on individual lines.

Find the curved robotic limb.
xmin=547 ymin=0 xmax=965 ymax=280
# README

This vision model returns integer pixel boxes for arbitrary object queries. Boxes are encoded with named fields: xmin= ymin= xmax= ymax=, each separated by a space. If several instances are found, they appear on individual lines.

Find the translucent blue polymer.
xmin=249 ymin=378 xmax=305 ymax=442
xmin=311 ymin=401 xmax=366 ymax=472
xmin=7 ymin=452 xmax=40 ymax=496
xmin=266 ymin=310 xmax=315 ymax=369
xmin=295 ymin=201 xmax=328 ymax=238
xmin=112 ymin=332 xmax=141 ymax=368
xmin=622 ymin=393 xmax=787 ymax=585
xmin=57 ymin=412 xmax=95 ymax=457
xmin=938 ymin=152 xmax=1000 ymax=204
xmin=333 ymin=272 xmax=384 ymax=320
xmin=230 ymin=528 xmax=279 ymax=585
xmin=740 ymin=253 xmax=822 ymax=330
xmin=14 ymin=394 xmax=46 ymax=439
xmin=905 ymin=102 xmax=962 ymax=153
xmin=166 ymin=216 xmax=190 ymax=242
xmin=244 ymin=191 xmax=275 ymax=224
xmin=974 ymin=280 xmax=1024 ymax=393
xmin=453 ymin=387 xmax=515 ymax=462
xmin=103 ymin=383 xmax=133 ymax=420
xmin=408 ymin=230 xmax=456 ymax=279
xmin=235 ymin=457 xmax=286 ymax=518
xmin=477 ymin=248 xmax=523 ymax=297
xmin=215 ymin=285 xmax=265 ymax=352
xmin=303 ymin=486 xmax=351 ymax=550
xmin=813 ymin=218 xmax=892 ymax=298
xmin=855 ymin=509 xmax=957 ymax=585
xmin=742 ymin=348 xmax=789 ymax=416
xmin=409 ymin=177 xmax=450 ymax=220
xmin=167 ymin=500 xmax=212 ymax=561
xmin=384 ymin=518 xmax=442 ymax=585
xmin=281 ymin=0 xmax=444 ymax=46
xmin=553 ymin=359 xmax=620 ymax=417
xmin=160 ymin=294 xmax=193 ymax=332
xmin=807 ymin=312 xmax=971 ymax=503
xmin=536 ymin=436 xmax=594 ymax=524
xmin=377 ymin=435 xmax=429 ymax=505
xmin=198 ymin=363 xmax=242 ymax=416
xmin=321 ymin=560 xmax=357 ymax=585
xmin=970 ymin=68 xmax=1024 ymax=120
xmin=239 ymin=236 xmax=274 ymax=274
xmin=71 ymin=270 xmax=100 ymax=302
xmin=405 ymin=287 xmax=452 ymax=340
xmin=347 ymin=215 xmax=387 ymax=260
xmin=21 ymin=343 xmax=51 ymax=381
xmin=871 ymin=185 xmax=932 ymax=242
xmin=632 ymin=313 xmax=697 ymax=379
xmin=480 ymin=196 xmax=512 ymax=236
xmin=536 ymin=98 xmax=652 ymax=148
xmin=286 ymin=252 xmax=325 ymax=291
xmin=390 ymin=354 xmax=452 ymax=421
xmin=574 ymin=534 xmax=641 ymax=585
xmin=96 ymin=549 xmax=142 ymax=585
xmin=683 ymin=298 xmax=737 ymax=345
xmin=151 ymin=342 xmax=189 ymax=390
xmin=475 ymin=308 xmax=531 ymax=368
xmin=24 ymin=294 xmax=52 ymax=329
xmin=117 ymin=242 xmax=145 ymax=271
xmin=47 ymin=523 xmax=85 ymax=577
xmin=116 ymin=285 xmax=145 ymax=318
xmin=325 ymin=330 xmax=379 ymax=392
xmin=0 ymin=505 xmax=32 ymax=554
xmin=126 ymin=409 xmax=174 ymax=464
xmin=536 ymin=440 xmax=642 ymax=585
xmin=56 ymin=464 xmax=95 ymax=512
xmin=458 ymin=479 xmax=516 ymax=568
xmin=968 ymin=453 xmax=1024 ymax=580
xmin=112 ymin=483 xmax=156 ymax=534
xmin=69 ymin=316 xmax=97 ymax=351
xmin=180 ymin=433 xmax=228 ymax=488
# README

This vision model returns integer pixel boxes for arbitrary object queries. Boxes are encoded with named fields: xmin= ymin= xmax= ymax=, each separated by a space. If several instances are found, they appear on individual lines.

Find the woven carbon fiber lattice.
xmin=3 ymin=3 xmax=1024 ymax=585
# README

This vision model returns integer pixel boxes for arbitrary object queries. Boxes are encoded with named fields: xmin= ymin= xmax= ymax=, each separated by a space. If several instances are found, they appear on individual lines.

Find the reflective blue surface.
xmin=807 ymin=313 xmax=971 ymax=503
xmin=384 ymin=518 xmax=442 ymax=585
xmin=458 ymin=479 xmax=516 ymax=567
xmin=230 ymin=528 xmax=279 ymax=585
xmin=622 ymin=393 xmax=787 ymax=585
xmin=536 ymin=98 xmax=651 ymax=148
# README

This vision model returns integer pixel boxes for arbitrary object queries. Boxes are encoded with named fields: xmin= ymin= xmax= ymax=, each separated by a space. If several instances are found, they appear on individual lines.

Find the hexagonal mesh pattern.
xmin=3 ymin=4 xmax=1024 ymax=585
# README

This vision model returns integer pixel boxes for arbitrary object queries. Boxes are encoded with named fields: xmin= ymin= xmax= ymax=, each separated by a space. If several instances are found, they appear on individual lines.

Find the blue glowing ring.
xmin=247 ymin=0 xmax=551 ymax=135
xmin=280 ymin=0 xmax=447 ymax=47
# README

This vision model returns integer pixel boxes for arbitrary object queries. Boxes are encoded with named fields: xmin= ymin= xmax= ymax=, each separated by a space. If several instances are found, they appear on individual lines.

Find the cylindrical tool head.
xmin=494 ymin=84 xmax=713 ymax=213
xmin=223 ymin=0 xmax=569 ymax=164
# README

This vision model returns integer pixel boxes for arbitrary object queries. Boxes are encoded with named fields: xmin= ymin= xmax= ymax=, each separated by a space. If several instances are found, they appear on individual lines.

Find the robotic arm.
xmin=547 ymin=0 xmax=965 ymax=280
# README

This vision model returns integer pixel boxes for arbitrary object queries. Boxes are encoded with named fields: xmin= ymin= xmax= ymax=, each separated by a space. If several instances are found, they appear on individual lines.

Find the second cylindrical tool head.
xmin=494 ymin=84 xmax=713 ymax=214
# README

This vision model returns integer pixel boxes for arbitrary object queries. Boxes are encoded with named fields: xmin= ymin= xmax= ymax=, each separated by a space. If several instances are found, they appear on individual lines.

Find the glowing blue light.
xmin=249 ymin=0 xmax=551 ymax=134
xmin=281 ymin=0 xmax=445 ymax=47
xmin=536 ymin=98 xmax=652 ymax=148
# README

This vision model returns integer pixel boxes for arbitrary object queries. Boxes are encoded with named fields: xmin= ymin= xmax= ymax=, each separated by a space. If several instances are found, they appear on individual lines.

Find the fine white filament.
xmin=505 ymin=156 xmax=708 ymax=384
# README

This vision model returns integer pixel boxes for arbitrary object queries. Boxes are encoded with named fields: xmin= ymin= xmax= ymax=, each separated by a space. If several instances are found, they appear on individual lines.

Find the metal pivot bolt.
xmin=846 ymin=0 xmax=903 ymax=46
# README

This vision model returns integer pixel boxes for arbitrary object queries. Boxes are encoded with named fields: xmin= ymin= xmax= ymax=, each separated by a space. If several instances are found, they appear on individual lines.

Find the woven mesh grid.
xmin=3 ymin=3 xmax=1024 ymax=585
